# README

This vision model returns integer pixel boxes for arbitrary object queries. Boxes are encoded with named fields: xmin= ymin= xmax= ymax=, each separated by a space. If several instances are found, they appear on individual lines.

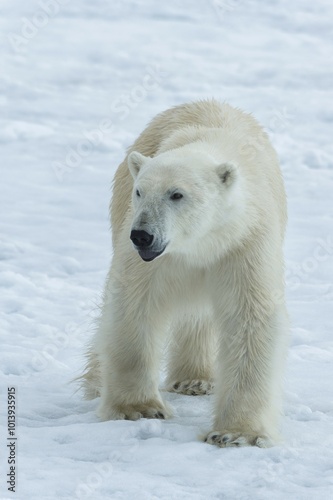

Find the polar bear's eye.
xmin=170 ymin=192 xmax=183 ymax=201
xmin=136 ymin=189 xmax=141 ymax=197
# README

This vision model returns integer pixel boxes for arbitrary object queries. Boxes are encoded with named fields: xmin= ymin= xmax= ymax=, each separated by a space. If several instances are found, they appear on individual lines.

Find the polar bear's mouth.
xmin=138 ymin=246 xmax=167 ymax=262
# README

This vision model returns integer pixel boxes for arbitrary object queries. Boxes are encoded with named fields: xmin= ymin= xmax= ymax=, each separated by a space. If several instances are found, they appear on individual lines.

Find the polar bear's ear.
xmin=216 ymin=162 xmax=237 ymax=187
xmin=128 ymin=151 xmax=147 ymax=179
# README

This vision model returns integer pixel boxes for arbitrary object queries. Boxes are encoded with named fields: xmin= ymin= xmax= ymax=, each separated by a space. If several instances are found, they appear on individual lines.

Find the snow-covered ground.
xmin=1 ymin=0 xmax=333 ymax=498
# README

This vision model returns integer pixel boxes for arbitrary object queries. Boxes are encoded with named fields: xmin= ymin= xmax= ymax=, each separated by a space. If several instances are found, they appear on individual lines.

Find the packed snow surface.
xmin=1 ymin=0 xmax=333 ymax=498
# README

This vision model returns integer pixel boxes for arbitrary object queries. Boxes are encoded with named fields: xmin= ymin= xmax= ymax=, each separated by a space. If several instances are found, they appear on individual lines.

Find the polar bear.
xmin=81 ymin=99 xmax=289 ymax=448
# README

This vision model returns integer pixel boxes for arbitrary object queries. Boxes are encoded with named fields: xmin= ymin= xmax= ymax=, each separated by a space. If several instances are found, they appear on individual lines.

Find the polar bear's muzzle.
xmin=130 ymin=229 xmax=167 ymax=262
xmin=138 ymin=246 xmax=167 ymax=262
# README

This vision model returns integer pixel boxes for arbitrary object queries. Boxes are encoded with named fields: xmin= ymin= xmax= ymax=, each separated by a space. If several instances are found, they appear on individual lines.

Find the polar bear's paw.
xmin=169 ymin=379 xmax=214 ymax=396
xmin=204 ymin=431 xmax=272 ymax=448
xmin=97 ymin=399 xmax=172 ymax=421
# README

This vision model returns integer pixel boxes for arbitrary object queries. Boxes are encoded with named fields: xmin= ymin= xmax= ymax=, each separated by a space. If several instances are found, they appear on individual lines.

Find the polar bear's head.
xmin=127 ymin=146 xmax=241 ymax=263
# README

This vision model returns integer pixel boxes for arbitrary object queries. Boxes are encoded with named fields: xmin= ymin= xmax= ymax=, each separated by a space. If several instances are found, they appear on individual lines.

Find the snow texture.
xmin=1 ymin=0 xmax=333 ymax=499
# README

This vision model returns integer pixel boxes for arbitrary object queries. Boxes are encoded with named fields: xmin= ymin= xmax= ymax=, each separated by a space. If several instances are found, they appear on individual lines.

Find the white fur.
xmin=81 ymin=99 xmax=289 ymax=447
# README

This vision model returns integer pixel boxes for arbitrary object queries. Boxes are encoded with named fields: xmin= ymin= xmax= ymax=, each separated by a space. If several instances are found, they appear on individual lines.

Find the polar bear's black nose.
xmin=130 ymin=230 xmax=154 ymax=248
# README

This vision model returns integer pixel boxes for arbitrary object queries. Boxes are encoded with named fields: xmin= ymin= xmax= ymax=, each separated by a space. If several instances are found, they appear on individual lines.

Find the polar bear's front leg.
xmin=206 ymin=253 xmax=288 ymax=448
xmin=96 ymin=257 xmax=172 ymax=421
xmin=206 ymin=311 xmax=285 ymax=447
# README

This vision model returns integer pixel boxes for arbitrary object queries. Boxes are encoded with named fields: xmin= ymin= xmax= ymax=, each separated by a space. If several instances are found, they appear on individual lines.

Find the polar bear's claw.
xmin=169 ymin=379 xmax=214 ymax=396
xmin=97 ymin=400 xmax=172 ymax=421
xmin=204 ymin=431 xmax=272 ymax=448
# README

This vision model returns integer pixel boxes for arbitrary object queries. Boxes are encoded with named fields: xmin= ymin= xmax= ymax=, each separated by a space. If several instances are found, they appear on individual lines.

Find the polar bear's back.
xmin=111 ymin=100 xmax=285 ymax=243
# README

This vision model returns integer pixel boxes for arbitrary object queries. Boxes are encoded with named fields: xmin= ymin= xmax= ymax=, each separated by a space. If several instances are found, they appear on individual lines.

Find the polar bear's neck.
xmin=157 ymin=125 xmax=235 ymax=167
